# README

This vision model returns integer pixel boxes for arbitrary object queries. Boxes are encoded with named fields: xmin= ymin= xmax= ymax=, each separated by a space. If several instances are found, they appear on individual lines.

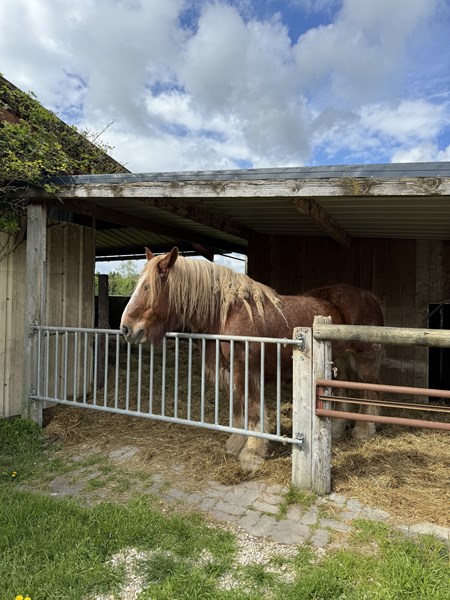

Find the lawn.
xmin=1 ymin=418 xmax=449 ymax=600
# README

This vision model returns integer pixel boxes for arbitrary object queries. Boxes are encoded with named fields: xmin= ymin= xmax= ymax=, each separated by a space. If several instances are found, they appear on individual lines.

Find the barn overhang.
xmin=27 ymin=161 xmax=450 ymax=259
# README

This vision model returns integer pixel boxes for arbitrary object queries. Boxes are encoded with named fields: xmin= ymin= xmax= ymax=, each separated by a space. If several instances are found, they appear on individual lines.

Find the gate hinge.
xmin=295 ymin=432 xmax=305 ymax=448
xmin=295 ymin=332 xmax=306 ymax=351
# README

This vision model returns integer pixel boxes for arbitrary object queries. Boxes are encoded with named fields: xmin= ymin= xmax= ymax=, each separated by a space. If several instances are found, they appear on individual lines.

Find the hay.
xmin=44 ymin=339 xmax=450 ymax=527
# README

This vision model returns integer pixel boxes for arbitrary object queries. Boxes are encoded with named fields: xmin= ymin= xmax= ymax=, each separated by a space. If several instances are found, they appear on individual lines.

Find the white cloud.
xmin=0 ymin=0 xmax=449 ymax=170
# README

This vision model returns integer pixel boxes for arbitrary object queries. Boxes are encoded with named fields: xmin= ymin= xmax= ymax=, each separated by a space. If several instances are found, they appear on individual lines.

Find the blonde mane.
xmin=144 ymin=255 xmax=284 ymax=329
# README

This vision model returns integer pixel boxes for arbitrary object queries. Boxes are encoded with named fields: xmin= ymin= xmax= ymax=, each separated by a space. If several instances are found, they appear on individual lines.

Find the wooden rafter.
xmin=38 ymin=198 xmax=246 ymax=252
xmin=290 ymin=197 xmax=351 ymax=248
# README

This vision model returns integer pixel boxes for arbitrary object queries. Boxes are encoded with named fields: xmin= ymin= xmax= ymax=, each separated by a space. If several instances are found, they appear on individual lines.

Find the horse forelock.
xmin=144 ymin=255 xmax=283 ymax=329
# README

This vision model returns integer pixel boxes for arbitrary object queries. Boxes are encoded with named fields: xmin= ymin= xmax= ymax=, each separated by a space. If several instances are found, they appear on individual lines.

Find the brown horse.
xmin=120 ymin=247 xmax=383 ymax=473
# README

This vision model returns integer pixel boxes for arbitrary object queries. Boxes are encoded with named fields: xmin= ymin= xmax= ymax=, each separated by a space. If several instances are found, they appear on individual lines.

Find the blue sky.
xmin=1 ymin=0 xmax=450 ymax=172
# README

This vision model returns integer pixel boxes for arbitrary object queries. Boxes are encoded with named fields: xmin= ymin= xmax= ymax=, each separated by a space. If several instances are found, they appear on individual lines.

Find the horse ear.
xmin=145 ymin=247 xmax=154 ymax=261
xmin=157 ymin=247 xmax=179 ymax=278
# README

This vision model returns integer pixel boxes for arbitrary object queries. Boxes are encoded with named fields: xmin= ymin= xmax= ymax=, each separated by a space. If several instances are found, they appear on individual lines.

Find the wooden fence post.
xmin=292 ymin=316 xmax=332 ymax=494
xmin=311 ymin=315 xmax=332 ymax=495
xmin=22 ymin=203 xmax=47 ymax=425
xmin=292 ymin=326 xmax=313 ymax=489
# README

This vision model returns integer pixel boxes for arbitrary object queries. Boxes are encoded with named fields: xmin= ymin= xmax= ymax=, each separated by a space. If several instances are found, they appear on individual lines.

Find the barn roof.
xmin=42 ymin=161 xmax=450 ymax=259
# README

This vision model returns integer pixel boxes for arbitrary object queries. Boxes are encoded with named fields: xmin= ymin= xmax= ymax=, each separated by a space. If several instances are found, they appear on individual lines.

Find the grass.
xmin=1 ymin=418 xmax=449 ymax=600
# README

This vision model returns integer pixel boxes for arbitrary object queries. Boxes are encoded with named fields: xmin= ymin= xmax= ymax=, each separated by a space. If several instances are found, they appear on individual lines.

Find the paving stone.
xmin=184 ymin=493 xmax=204 ymax=505
xmin=197 ymin=498 xmax=218 ymax=511
xmin=397 ymin=522 xmax=450 ymax=542
xmin=238 ymin=510 xmax=262 ymax=533
xmin=311 ymin=529 xmax=330 ymax=548
xmin=265 ymin=483 xmax=289 ymax=496
xmin=214 ymin=501 xmax=247 ymax=516
xmin=328 ymin=493 xmax=347 ymax=505
xmin=271 ymin=521 xmax=310 ymax=545
xmin=222 ymin=486 xmax=261 ymax=506
xmin=211 ymin=509 xmax=241 ymax=523
xmin=286 ymin=505 xmax=302 ymax=521
xmin=340 ymin=510 xmax=360 ymax=522
xmin=205 ymin=486 xmax=230 ymax=499
xmin=165 ymin=488 xmax=188 ymax=500
xmin=346 ymin=498 xmax=364 ymax=511
xmin=360 ymin=506 xmax=391 ymax=522
xmin=252 ymin=514 xmax=278 ymax=537
xmin=300 ymin=510 xmax=319 ymax=526
xmin=259 ymin=491 xmax=284 ymax=505
xmin=252 ymin=500 xmax=280 ymax=515
xmin=319 ymin=518 xmax=351 ymax=532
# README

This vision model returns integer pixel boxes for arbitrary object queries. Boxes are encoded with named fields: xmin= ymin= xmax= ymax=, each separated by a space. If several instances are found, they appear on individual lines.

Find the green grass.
xmin=1 ymin=418 xmax=449 ymax=600
xmin=277 ymin=484 xmax=317 ymax=519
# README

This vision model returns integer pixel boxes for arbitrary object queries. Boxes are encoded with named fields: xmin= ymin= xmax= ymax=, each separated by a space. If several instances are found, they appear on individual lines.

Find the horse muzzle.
xmin=121 ymin=324 xmax=146 ymax=345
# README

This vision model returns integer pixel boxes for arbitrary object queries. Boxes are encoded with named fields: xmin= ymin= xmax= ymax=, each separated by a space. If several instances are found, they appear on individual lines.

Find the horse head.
xmin=120 ymin=247 xmax=179 ymax=345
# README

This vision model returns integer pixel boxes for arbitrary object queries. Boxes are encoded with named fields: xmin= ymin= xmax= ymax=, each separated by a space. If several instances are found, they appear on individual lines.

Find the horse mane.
xmin=145 ymin=255 xmax=284 ymax=329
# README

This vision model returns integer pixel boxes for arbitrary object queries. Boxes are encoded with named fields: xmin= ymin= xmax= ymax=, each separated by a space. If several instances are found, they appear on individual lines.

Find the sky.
xmin=1 ymin=0 xmax=450 ymax=174
xmin=1 ymin=0 xmax=450 ymax=274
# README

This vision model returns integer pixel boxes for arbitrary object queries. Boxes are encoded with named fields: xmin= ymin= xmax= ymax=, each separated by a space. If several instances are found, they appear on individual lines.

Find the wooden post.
xmin=292 ymin=326 xmax=313 ymax=489
xmin=311 ymin=315 xmax=332 ymax=495
xmin=22 ymin=203 xmax=47 ymax=425
xmin=292 ymin=316 xmax=332 ymax=494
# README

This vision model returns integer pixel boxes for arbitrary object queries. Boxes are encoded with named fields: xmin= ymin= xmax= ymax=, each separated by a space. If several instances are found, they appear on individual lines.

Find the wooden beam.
xmin=42 ymin=198 xmax=247 ymax=252
xmin=136 ymin=196 xmax=253 ymax=241
xmin=291 ymin=197 xmax=351 ymax=247
xmin=52 ymin=176 xmax=450 ymax=200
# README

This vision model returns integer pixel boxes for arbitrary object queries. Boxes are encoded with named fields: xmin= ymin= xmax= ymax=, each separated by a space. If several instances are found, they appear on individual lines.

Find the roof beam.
xmin=39 ymin=198 xmax=246 ymax=252
xmin=290 ymin=197 xmax=351 ymax=247
xmin=136 ymin=196 xmax=253 ymax=241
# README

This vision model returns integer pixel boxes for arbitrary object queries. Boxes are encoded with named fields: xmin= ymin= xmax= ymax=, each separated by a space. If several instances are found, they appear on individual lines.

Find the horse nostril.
xmin=122 ymin=325 xmax=129 ymax=336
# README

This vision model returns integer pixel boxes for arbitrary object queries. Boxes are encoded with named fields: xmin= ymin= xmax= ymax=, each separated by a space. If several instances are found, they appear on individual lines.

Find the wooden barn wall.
xmin=248 ymin=237 xmax=450 ymax=389
xmin=0 ymin=222 xmax=95 ymax=418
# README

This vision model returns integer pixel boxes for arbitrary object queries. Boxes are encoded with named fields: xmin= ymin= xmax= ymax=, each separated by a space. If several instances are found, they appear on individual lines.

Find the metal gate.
xmin=29 ymin=325 xmax=304 ymax=448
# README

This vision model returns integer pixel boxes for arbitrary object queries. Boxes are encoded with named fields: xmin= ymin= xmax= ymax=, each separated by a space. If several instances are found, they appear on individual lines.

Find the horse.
xmin=120 ymin=247 xmax=384 ymax=473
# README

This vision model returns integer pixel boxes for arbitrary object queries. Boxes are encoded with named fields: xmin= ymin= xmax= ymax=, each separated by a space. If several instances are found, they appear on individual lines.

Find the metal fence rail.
xmin=30 ymin=326 xmax=303 ymax=447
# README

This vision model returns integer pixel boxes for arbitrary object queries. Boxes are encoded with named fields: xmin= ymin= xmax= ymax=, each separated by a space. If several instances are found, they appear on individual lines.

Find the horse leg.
xmin=351 ymin=343 xmax=382 ymax=441
xmin=236 ymin=373 xmax=269 ymax=473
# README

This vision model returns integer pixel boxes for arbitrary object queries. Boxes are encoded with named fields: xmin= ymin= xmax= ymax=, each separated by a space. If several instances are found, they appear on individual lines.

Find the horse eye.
xmin=143 ymin=284 xmax=149 ymax=292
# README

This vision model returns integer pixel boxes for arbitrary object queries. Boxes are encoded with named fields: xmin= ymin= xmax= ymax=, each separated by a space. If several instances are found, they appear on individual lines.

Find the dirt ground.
xmin=44 ymin=402 xmax=450 ymax=528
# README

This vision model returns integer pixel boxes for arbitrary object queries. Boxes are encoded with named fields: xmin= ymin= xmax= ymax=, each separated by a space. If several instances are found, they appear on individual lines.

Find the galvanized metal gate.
xmin=29 ymin=325 xmax=304 ymax=449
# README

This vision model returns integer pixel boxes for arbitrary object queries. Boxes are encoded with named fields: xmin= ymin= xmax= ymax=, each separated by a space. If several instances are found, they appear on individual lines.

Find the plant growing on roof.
xmin=0 ymin=77 xmax=124 ymax=237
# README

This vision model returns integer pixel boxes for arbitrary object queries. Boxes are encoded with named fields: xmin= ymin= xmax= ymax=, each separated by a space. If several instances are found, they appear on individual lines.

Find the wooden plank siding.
xmin=0 ymin=223 xmax=95 ymax=417
xmin=248 ymin=237 xmax=447 ymax=389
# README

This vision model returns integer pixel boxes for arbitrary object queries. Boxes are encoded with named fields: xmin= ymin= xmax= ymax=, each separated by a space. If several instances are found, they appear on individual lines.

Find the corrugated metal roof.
xmin=47 ymin=161 xmax=450 ymax=257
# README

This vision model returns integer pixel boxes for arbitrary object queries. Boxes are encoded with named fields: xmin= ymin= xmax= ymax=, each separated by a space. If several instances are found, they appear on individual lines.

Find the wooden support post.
xmin=22 ymin=203 xmax=47 ymax=425
xmin=292 ymin=316 xmax=332 ymax=494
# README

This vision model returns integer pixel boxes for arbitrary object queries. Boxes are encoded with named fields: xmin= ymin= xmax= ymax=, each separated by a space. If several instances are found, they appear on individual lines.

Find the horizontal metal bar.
xmin=30 ymin=395 xmax=302 ymax=445
xmin=316 ymin=378 xmax=450 ymax=399
xmin=318 ymin=394 xmax=450 ymax=414
xmin=32 ymin=326 xmax=299 ymax=347
xmin=316 ymin=408 xmax=450 ymax=431
xmin=313 ymin=324 xmax=450 ymax=348
xmin=167 ymin=331 xmax=300 ymax=346
xmin=33 ymin=325 xmax=120 ymax=335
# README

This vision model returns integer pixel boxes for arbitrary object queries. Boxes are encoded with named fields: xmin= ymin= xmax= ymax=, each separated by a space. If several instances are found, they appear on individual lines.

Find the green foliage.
xmin=0 ymin=79 xmax=124 ymax=233
xmin=96 ymin=261 xmax=140 ymax=296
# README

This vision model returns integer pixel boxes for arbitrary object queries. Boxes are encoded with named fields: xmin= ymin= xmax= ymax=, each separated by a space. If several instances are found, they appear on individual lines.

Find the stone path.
xmin=152 ymin=475 xmax=450 ymax=547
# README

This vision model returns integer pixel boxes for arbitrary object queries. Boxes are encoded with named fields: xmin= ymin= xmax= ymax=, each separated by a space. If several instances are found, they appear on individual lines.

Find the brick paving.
xmin=158 ymin=477 xmax=450 ymax=547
